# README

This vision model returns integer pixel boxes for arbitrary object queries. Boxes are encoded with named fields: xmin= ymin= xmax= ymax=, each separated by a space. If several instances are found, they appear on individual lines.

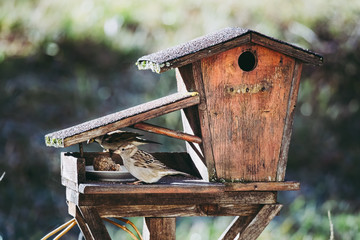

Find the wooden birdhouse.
xmin=43 ymin=27 xmax=322 ymax=240
xmin=137 ymin=27 xmax=323 ymax=183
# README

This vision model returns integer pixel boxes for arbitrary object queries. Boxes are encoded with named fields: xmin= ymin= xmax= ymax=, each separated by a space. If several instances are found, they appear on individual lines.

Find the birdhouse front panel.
xmin=200 ymin=43 xmax=301 ymax=182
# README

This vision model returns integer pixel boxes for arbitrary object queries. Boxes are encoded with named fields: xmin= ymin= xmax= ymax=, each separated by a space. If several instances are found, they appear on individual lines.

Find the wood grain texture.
xmin=225 ymin=181 xmax=300 ymax=192
xmin=61 ymin=152 xmax=85 ymax=185
xmin=77 ymin=181 xmax=298 ymax=194
xmin=76 ymin=191 xmax=277 ymax=206
xmin=201 ymin=43 xmax=297 ymax=182
xmin=96 ymin=204 xmax=262 ymax=217
xmin=276 ymin=61 xmax=303 ymax=181
xmin=177 ymin=65 xmax=208 ymax=180
xmin=79 ymin=206 xmax=111 ymax=240
xmin=45 ymin=92 xmax=199 ymax=148
xmin=219 ymin=215 xmax=254 ymax=240
xmin=251 ymin=33 xmax=322 ymax=66
xmin=144 ymin=218 xmax=176 ymax=240
xmin=74 ymin=206 xmax=94 ymax=240
xmin=191 ymin=61 xmax=217 ymax=179
xmin=238 ymin=204 xmax=283 ymax=240
xmin=137 ymin=28 xmax=322 ymax=73
xmin=133 ymin=121 xmax=202 ymax=144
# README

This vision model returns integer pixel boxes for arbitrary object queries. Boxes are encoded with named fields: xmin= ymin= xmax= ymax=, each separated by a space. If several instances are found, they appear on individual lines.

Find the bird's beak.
xmin=87 ymin=138 xmax=95 ymax=144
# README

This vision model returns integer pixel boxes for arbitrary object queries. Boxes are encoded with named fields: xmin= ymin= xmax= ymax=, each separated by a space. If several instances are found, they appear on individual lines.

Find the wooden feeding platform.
xmin=45 ymin=27 xmax=322 ymax=239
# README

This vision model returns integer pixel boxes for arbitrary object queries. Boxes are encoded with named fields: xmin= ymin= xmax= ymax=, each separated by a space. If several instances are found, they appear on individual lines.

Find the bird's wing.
xmin=133 ymin=150 xmax=172 ymax=171
xmin=104 ymin=131 xmax=143 ymax=143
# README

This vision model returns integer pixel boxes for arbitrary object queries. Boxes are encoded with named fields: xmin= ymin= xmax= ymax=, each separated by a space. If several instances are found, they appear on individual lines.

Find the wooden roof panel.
xmin=136 ymin=27 xmax=323 ymax=73
xmin=45 ymin=92 xmax=199 ymax=148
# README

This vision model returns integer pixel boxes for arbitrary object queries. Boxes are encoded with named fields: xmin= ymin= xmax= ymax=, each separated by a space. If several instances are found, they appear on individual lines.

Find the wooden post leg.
xmin=219 ymin=215 xmax=254 ymax=240
xmin=238 ymin=204 xmax=283 ymax=240
xmin=143 ymin=217 xmax=176 ymax=240
xmin=219 ymin=204 xmax=282 ymax=240
xmin=79 ymin=206 xmax=111 ymax=240
xmin=74 ymin=207 xmax=94 ymax=240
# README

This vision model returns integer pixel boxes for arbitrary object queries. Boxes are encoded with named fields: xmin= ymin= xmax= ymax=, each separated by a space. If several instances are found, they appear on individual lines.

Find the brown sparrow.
xmin=115 ymin=144 xmax=190 ymax=183
xmin=87 ymin=130 xmax=159 ymax=152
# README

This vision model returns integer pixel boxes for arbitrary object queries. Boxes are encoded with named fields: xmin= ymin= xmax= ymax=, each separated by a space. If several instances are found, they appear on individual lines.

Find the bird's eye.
xmin=121 ymin=148 xmax=125 ymax=151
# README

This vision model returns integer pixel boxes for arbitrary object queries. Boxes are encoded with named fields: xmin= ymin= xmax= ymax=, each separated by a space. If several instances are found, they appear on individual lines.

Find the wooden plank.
xmin=79 ymin=206 xmax=111 ymax=240
xmin=77 ymin=191 xmax=277 ymax=206
xmin=225 ymin=181 xmax=300 ymax=192
xmin=66 ymin=187 xmax=79 ymax=205
xmin=79 ymin=181 xmax=225 ymax=194
xmin=61 ymin=153 xmax=85 ymax=185
xmin=74 ymin=205 xmax=94 ymax=240
xmin=251 ymin=32 xmax=323 ymax=66
xmin=201 ymin=44 xmax=296 ymax=182
xmin=192 ymin=61 xmax=217 ymax=180
xmin=137 ymin=28 xmax=322 ymax=73
xmin=177 ymin=65 xmax=208 ymax=180
xmin=277 ymin=61 xmax=303 ymax=181
xmin=45 ymin=92 xmax=199 ymax=148
xmin=219 ymin=215 xmax=254 ymax=240
xmin=138 ymin=30 xmax=251 ymax=73
xmin=238 ymin=204 xmax=283 ymax=240
xmin=132 ymin=121 xmax=202 ymax=144
xmin=96 ymin=204 xmax=262 ymax=217
xmin=78 ymin=181 xmax=298 ymax=194
xmin=144 ymin=218 xmax=176 ymax=240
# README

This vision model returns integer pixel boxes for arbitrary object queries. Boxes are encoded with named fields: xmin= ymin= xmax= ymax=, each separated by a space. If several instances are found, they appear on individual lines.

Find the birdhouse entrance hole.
xmin=238 ymin=51 xmax=257 ymax=71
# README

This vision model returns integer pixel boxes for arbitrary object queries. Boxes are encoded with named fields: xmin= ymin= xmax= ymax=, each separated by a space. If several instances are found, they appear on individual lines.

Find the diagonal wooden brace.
xmin=219 ymin=204 xmax=283 ymax=240
xmin=79 ymin=206 xmax=111 ymax=240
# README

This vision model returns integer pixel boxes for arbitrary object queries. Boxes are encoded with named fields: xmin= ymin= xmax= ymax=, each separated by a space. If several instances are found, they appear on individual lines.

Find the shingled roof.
xmin=45 ymin=92 xmax=199 ymax=148
xmin=136 ymin=27 xmax=323 ymax=73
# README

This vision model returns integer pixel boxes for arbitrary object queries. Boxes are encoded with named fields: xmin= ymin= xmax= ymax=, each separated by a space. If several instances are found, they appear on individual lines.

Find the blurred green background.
xmin=1 ymin=0 xmax=359 ymax=239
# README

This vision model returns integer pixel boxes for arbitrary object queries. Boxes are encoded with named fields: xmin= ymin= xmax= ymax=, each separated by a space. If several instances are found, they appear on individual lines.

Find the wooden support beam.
xmin=219 ymin=204 xmax=282 ymax=240
xmin=79 ymin=206 xmax=111 ymax=240
xmin=219 ymin=215 xmax=254 ymax=240
xmin=238 ymin=204 xmax=283 ymax=240
xmin=132 ymin=122 xmax=202 ymax=144
xmin=96 ymin=204 xmax=262 ymax=218
xmin=143 ymin=217 xmax=176 ymax=240
xmin=74 ymin=206 xmax=94 ymax=240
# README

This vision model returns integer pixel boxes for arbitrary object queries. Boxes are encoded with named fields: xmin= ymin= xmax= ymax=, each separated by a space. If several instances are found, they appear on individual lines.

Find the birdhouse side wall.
xmin=200 ymin=43 xmax=300 ymax=182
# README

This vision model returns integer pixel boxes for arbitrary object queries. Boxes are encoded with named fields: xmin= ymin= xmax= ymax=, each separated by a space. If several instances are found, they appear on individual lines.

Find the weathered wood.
xmin=79 ymin=206 xmax=111 ymax=240
xmin=251 ymin=32 xmax=322 ymax=66
xmin=45 ymin=92 xmax=199 ymax=148
xmin=74 ymin=206 xmax=94 ymax=240
xmin=144 ymin=218 xmax=176 ymax=240
xmin=277 ymin=61 xmax=303 ymax=181
xmin=133 ymin=122 xmax=202 ymax=144
xmin=96 ymin=204 xmax=262 ymax=217
xmin=76 ymin=191 xmax=277 ymax=206
xmin=79 ymin=181 xmax=223 ymax=194
xmin=192 ymin=61 xmax=217 ymax=180
xmin=225 ymin=181 xmax=300 ymax=192
xmin=66 ymin=188 xmax=79 ymax=206
xmin=201 ymin=44 xmax=296 ymax=182
xmin=238 ymin=204 xmax=282 ymax=240
xmin=177 ymin=65 xmax=208 ymax=180
xmin=77 ymin=181 xmax=298 ymax=195
xmin=61 ymin=153 xmax=86 ymax=185
xmin=219 ymin=215 xmax=254 ymax=240
xmin=136 ymin=28 xmax=322 ymax=73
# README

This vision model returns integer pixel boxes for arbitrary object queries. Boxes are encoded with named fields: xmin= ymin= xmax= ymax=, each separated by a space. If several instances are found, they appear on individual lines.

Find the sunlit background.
xmin=1 ymin=0 xmax=360 ymax=239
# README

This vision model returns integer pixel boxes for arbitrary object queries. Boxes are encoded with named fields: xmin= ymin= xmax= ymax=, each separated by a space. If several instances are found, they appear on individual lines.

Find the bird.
xmin=87 ymin=130 xmax=159 ymax=153
xmin=115 ymin=143 xmax=190 ymax=183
